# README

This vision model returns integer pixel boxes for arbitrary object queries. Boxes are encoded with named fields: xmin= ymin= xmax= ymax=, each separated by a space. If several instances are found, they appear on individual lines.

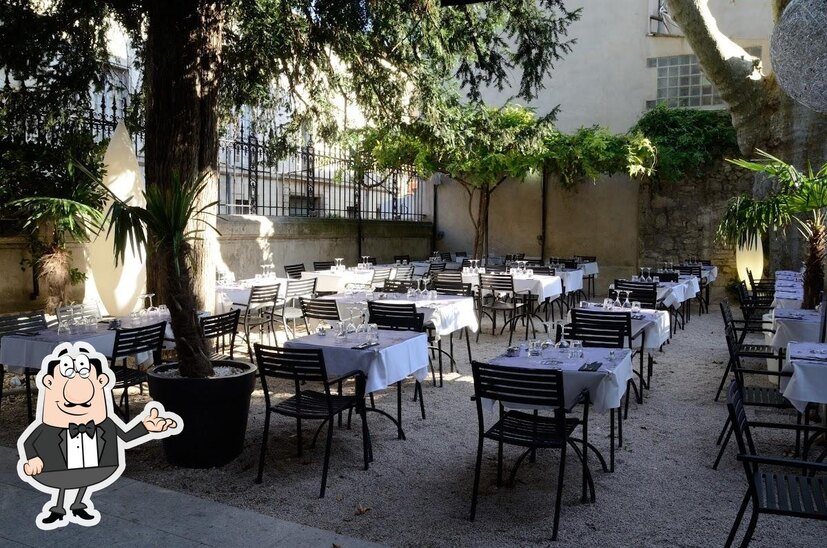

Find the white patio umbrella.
xmin=84 ymin=120 xmax=146 ymax=316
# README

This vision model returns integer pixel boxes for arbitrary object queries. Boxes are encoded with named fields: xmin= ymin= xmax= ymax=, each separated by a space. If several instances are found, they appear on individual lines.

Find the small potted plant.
xmin=99 ymin=170 xmax=256 ymax=468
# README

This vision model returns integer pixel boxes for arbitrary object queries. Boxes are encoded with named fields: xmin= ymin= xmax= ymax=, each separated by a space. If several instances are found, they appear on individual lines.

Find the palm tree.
xmin=717 ymin=150 xmax=827 ymax=309
xmin=10 ymin=184 xmax=104 ymax=313
xmin=100 ymin=171 xmax=218 ymax=378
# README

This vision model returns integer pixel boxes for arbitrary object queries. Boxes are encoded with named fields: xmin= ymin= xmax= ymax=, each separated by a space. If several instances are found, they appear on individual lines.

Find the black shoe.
xmin=41 ymin=511 xmax=64 ymax=525
xmin=71 ymin=508 xmax=95 ymax=521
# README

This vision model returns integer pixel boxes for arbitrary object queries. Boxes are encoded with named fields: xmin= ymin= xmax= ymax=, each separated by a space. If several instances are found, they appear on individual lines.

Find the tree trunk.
xmin=144 ymin=0 xmax=222 ymax=377
xmin=145 ymin=0 xmax=221 ymax=312
xmin=668 ymin=0 xmax=827 ymax=273
xmin=801 ymin=220 xmax=825 ymax=310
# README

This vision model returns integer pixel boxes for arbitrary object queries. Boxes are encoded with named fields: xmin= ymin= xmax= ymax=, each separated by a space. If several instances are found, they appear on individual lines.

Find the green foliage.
xmin=717 ymin=150 xmax=827 ymax=248
xmin=632 ymin=104 xmax=738 ymax=182
xmin=542 ymin=127 xmax=655 ymax=189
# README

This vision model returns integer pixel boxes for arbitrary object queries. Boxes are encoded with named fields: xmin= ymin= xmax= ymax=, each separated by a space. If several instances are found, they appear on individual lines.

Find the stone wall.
xmin=638 ymin=161 xmax=753 ymax=292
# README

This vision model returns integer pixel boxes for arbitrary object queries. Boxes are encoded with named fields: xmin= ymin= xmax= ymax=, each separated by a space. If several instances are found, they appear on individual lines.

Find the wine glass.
xmin=555 ymin=320 xmax=569 ymax=349
xmin=622 ymin=290 xmax=632 ymax=309
xmin=612 ymin=290 xmax=622 ymax=308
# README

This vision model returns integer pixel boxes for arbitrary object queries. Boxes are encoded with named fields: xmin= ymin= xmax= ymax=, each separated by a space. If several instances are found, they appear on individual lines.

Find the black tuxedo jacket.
xmin=22 ymin=418 xmax=148 ymax=472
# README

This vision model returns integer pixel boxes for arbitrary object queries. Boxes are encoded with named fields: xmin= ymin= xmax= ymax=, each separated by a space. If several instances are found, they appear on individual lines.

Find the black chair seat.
xmin=272 ymin=390 xmax=357 ymax=420
xmin=752 ymin=471 xmax=827 ymax=518
xmin=482 ymin=300 xmax=526 ymax=312
xmin=112 ymin=365 xmax=147 ymax=387
xmin=740 ymin=344 xmax=783 ymax=358
xmin=485 ymin=410 xmax=580 ymax=448
xmin=742 ymin=386 xmax=788 ymax=407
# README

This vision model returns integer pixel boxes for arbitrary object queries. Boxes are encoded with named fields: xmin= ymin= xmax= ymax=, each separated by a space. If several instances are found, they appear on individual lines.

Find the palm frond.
xmin=9 ymin=196 xmax=104 ymax=243
xmin=717 ymin=194 xmax=791 ymax=247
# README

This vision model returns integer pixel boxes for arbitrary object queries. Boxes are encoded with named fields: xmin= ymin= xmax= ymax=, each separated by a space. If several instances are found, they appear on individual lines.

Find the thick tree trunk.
xmin=145 ymin=0 xmax=220 ymax=312
xmin=144 ymin=0 xmax=223 ymax=377
xmin=668 ymin=0 xmax=827 ymax=273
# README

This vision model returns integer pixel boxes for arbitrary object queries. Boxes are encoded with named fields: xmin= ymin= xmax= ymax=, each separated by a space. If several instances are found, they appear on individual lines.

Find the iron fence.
xmin=3 ymin=87 xmax=431 ymax=222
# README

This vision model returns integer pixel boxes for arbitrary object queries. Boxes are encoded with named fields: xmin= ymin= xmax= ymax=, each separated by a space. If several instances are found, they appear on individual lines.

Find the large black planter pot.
xmin=147 ymin=361 xmax=257 ymax=469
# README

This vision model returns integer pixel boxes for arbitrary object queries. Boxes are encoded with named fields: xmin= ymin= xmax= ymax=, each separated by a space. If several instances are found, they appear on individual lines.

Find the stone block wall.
xmin=638 ymin=161 xmax=753 ymax=292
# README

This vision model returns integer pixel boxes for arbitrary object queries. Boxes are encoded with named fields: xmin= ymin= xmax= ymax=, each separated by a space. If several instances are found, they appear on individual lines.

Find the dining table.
xmin=0 ymin=312 xmax=178 ymax=373
xmin=462 ymin=272 xmax=564 ymax=303
xmin=321 ymin=292 xmax=479 ymax=338
xmin=782 ymin=341 xmax=827 ymax=413
xmin=301 ymin=269 xmax=375 ymax=293
xmin=657 ymin=275 xmax=701 ymax=309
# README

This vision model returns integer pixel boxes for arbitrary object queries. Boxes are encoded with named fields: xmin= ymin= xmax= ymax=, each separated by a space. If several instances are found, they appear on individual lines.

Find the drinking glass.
xmin=580 ymin=300 xmax=589 ymax=309
xmin=631 ymin=301 xmax=641 ymax=314
xmin=603 ymin=298 xmax=613 ymax=310
xmin=622 ymin=291 xmax=632 ymax=309
xmin=612 ymin=291 xmax=622 ymax=308
xmin=555 ymin=320 xmax=569 ymax=349
xmin=369 ymin=323 xmax=379 ymax=344
xmin=653 ymin=276 xmax=660 ymax=284
xmin=407 ymin=288 xmax=416 ymax=300
xmin=336 ymin=321 xmax=346 ymax=338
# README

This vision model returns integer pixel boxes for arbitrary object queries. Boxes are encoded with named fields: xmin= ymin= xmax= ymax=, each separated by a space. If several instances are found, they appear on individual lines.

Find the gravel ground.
xmin=2 ymin=302 xmax=826 ymax=547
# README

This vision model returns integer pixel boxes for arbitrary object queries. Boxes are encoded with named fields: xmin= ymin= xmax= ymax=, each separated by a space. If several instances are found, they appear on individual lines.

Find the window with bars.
xmin=646 ymin=47 xmax=761 ymax=109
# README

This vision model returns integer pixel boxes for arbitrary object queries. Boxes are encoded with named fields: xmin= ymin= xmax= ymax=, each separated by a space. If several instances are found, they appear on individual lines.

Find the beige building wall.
xmin=479 ymin=0 xmax=773 ymax=132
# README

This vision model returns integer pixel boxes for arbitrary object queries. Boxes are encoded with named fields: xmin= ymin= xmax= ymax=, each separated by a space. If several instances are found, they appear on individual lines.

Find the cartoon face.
xmin=40 ymin=346 xmax=112 ymax=428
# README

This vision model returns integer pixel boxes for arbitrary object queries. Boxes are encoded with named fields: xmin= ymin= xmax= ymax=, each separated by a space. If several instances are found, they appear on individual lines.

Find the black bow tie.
xmin=68 ymin=421 xmax=96 ymax=439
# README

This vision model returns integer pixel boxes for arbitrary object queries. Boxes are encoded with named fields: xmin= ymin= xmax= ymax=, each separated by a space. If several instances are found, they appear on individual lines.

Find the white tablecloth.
xmin=216 ymin=277 xmax=289 ymax=313
xmin=284 ymin=330 xmax=429 ymax=394
xmin=488 ymin=347 xmax=632 ymax=413
xmin=556 ymin=269 xmax=584 ymax=293
xmin=657 ymin=276 xmax=700 ymax=309
xmin=765 ymin=309 xmax=822 ymax=349
xmin=463 ymin=273 xmax=563 ymax=302
xmin=301 ymin=270 xmax=374 ymax=293
xmin=702 ymin=266 xmax=718 ymax=284
xmin=782 ymin=342 xmax=827 ymax=412
xmin=773 ymin=278 xmax=804 ymax=309
xmin=322 ymin=294 xmax=478 ymax=338
xmin=0 ymin=315 xmax=178 ymax=373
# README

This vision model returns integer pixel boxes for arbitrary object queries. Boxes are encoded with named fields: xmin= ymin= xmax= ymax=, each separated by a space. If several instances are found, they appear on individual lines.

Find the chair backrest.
xmin=678 ymin=265 xmax=702 ymax=278
xmin=248 ymin=283 xmax=281 ymax=308
xmin=394 ymin=264 xmax=415 ymax=280
xmin=111 ymin=321 xmax=166 ymax=362
xmin=0 ymin=310 xmax=47 ymax=339
xmin=382 ymin=279 xmax=415 ymax=293
xmin=427 ymin=262 xmax=446 ymax=274
xmin=579 ymin=255 xmax=597 ymax=262
xmin=367 ymin=301 xmax=424 ymax=331
xmin=200 ymin=309 xmax=240 ymax=358
xmin=652 ymin=271 xmax=679 ymax=283
xmin=394 ymin=254 xmax=411 ymax=263
xmin=725 ymin=381 xmax=758 ymax=480
xmin=471 ymin=361 xmax=566 ymax=410
xmin=56 ymin=302 xmax=101 ymax=325
xmin=440 ymin=251 xmax=452 ymax=262
xmin=300 ymin=297 xmax=341 ymax=321
xmin=563 ymin=261 xmax=578 ymax=270
xmin=531 ymin=266 xmax=554 ymax=277
xmin=313 ymin=260 xmax=335 ymax=271
xmin=719 ymin=299 xmax=736 ymax=330
xmin=479 ymin=273 xmax=515 ymax=294
xmin=255 ymin=344 xmax=328 ymax=386
xmin=433 ymin=281 xmax=473 ymax=296
xmin=284 ymin=263 xmax=305 ymax=279
xmin=461 ymin=258 xmax=474 ymax=269
xmin=284 ymin=278 xmax=316 ymax=300
xmin=613 ymin=280 xmax=657 ymax=309
xmin=570 ymin=309 xmax=629 ymax=348
xmin=505 ymin=253 xmax=525 ymax=262
xmin=484 ymin=264 xmax=507 ymax=274
xmin=364 ymin=256 xmax=377 ymax=265
xmin=371 ymin=267 xmax=393 ymax=284
xmin=435 ymin=271 xmax=463 ymax=284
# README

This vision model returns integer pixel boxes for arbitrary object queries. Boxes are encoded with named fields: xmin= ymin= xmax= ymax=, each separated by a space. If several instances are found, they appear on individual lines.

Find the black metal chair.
xmin=477 ymin=274 xmax=534 ymax=345
xmin=713 ymin=323 xmax=809 ymax=470
xmin=284 ymin=263 xmax=305 ymax=279
xmin=370 ymin=267 xmax=393 ymax=288
xmin=313 ymin=260 xmax=335 ymax=271
xmin=440 ymin=251 xmax=452 ymax=262
xmin=468 ymin=361 xmax=593 ymax=541
xmin=200 ymin=309 xmax=241 ymax=360
xmin=505 ymin=253 xmax=525 ymax=262
xmin=429 ymin=281 xmax=475 ymax=386
xmin=366 ymin=301 xmax=427 ymax=430
xmin=723 ymin=381 xmax=827 ymax=547
xmin=423 ymin=262 xmax=446 ymax=278
xmin=612 ymin=280 xmax=658 ymax=309
xmin=0 ymin=310 xmax=48 ymax=422
xmin=234 ymin=283 xmax=280 ymax=360
xmin=394 ymin=264 xmax=415 ymax=280
xmin=435 ymin=271 xmax=463 ymax=284
xmin=254 ymin=344 xmax=370 ymax=498
xmin=300 ymin=297 xmax=341 ymax=323
xmin=394 ymin=255 xmax=410 ymax=264
xmin=678 ymin=265 xmax=709 ymax=314
xmin=110 ymin=321 xmax=166 ymax=419
xmin=382 ymin=279 xmax=415 ymax=293
xmin=272 ymin=278 xmax=316 ymax=339
xmin=714 ymin=300 xmax=784 ymax=401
